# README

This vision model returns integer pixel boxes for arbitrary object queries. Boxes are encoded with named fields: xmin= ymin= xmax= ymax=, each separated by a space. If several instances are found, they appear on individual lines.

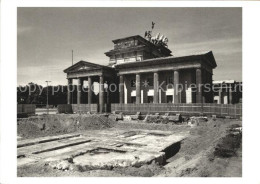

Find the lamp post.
xmin=45 ymin=81 xmax=51 ymax=114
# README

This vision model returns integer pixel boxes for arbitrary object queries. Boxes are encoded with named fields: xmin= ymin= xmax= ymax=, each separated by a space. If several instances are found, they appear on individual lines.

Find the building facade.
xmin=213 ymin=80 xmax=242 ymax=104
xmin=64 ymin=35 xmax=217 ymax=112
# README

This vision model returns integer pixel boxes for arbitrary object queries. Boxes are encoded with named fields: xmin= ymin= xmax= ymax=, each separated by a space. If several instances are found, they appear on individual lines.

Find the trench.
xmin=121 ymin=131 xmax=142 ymax=138
xmin=116 ymin=142 xmax=146 ymax=148
xmin=147 ymin=132 xmax=168 ymax=136
xmin=18 ymin=134 xmax=81 ymax=148
xmin=162 ymin=141 xmax=182 ymax=164
xmin=32 ymin=140 xmax=91 ymax=154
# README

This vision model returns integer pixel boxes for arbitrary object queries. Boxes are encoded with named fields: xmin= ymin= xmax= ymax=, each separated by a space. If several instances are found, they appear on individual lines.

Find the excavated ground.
xmin=17 ymin=114 xmax=242 ymax=177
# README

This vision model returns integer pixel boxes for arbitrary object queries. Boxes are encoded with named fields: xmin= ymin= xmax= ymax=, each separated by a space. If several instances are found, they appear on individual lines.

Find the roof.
xmin=106 ymin=35 xmax=172 ymax=56
xmin=63 ymin=60 xmax=112 ymax=73
xmin=115 ymin=51 xmax=217 ymax=69
xmin=112 ymin=35 xmax=143 ymax=44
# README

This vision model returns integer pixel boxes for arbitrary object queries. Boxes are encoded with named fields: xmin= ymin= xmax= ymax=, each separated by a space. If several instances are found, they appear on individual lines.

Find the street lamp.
xmin=45 ymin=81 xmax=51 ymax=115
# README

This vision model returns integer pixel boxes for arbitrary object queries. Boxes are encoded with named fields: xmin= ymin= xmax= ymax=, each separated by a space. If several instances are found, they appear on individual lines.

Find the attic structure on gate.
xmin=64 ymin=32 xmax=217 ymax=113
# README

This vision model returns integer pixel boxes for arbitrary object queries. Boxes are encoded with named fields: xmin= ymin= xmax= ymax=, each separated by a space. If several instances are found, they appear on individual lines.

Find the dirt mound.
xmin=17 ymin=114 xmax=116 ymax=139
xmin=213 ymin=124 xmax=242 ymax=158
xmin=160 ymin=118 xmax=242 ymax=177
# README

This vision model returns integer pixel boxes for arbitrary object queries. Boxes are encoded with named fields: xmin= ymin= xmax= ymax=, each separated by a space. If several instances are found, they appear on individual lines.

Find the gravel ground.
xmin=17 ymin=115 xmax=242 ymax=177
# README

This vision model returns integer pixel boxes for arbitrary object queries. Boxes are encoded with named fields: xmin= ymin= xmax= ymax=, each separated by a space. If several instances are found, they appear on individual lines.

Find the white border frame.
xmin=1 ymin=1 xmax=260 ymax=184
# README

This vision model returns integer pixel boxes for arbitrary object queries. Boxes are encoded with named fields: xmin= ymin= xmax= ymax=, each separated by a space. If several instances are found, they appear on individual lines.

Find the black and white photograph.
xmin=15 ymin=7 xmax=243 ymax=177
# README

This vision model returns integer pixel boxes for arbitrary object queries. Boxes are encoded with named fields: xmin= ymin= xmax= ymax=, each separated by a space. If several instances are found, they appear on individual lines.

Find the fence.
xmin=111 ymin=103 xmax=242 ymax=118
xmin=17 ymin=104 xmax=36 ymax=117
xmin=72 ymin=104 xmax=98 ymax=113
xmin=57 ymin=104 xmax=99 ymax=114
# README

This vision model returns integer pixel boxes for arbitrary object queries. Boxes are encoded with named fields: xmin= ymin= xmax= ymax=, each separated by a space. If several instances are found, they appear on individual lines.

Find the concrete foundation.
xmin=17 ymin=129 xmax=188 ymax=169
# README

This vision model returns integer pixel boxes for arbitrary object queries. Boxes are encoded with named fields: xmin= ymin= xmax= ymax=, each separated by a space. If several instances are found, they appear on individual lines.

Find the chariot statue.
xmin=144 ymin=22 xmax=169 ymax=47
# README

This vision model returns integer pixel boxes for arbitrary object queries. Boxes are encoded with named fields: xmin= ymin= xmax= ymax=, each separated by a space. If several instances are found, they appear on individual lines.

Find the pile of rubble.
xmin=110 ymin=112 xmax=183 ymax=124
xmin=187 ymin=116 xmax=208 ymax=126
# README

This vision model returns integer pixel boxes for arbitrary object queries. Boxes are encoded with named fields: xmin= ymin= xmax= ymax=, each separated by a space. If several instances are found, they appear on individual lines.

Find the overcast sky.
xmin=18 ymin=7 xmax=242 ymax=86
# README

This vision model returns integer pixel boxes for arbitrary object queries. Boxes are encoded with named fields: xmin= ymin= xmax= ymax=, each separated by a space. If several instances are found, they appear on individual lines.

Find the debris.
xmin=115 ymin=112 xmax=124 ymax=121
xmin=143 ymin=114 xmax=169 ymax=124
xmin=48 ymin=160 xmax=73 ymax=171
xmin=188 ymin=116 xmax=208 ymax=125
xmin=131 ymin=112 xmax=141 ymax=120
xmin=123 ymin=116 xmax=132 ymax=121
xmin=212 ymin=115 xmax=217 ymax=121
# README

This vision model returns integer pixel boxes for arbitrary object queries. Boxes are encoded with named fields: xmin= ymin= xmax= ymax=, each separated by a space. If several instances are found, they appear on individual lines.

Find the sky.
xmin=17 ymin=7 xmax=242 ymax=86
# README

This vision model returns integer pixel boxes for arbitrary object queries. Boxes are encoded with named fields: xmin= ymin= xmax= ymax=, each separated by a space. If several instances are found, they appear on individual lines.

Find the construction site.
xmin=16 ymin=15 xmax=242 ymax=177
xmin=17 ymin=112 xmax=242 ymax=177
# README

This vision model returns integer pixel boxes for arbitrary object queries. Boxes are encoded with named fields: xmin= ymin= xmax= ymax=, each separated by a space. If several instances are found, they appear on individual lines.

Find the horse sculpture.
xmin=145 ymin=31 xmax=168 ymax=47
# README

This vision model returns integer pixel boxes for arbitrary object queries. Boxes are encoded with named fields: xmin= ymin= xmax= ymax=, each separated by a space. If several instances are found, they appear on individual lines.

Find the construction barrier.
xmin=57 ymin=104 xmax=98 ymax=114
xmin=111 ymin=103 xmax=242 ymax=118
xmin=72 ymin=104 xmax=98 ymax=113
xmin=57 ymin=104 xmax=73 ymax=114
xmin=17 ymin=104 xmax=36 ymax=117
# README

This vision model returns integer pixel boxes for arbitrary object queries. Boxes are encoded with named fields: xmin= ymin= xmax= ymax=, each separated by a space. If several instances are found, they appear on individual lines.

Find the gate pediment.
xmin=64 ymin=60 xmax=103 ymax=73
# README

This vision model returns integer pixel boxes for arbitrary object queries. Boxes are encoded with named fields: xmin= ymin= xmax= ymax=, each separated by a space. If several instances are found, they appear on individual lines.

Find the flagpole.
xmin=71 ymin=50 xmax=74 ymax=104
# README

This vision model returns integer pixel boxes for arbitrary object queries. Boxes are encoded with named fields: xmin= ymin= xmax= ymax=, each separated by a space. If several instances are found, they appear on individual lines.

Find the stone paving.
xmin=17 ymin=128 xmax=189 ymax=169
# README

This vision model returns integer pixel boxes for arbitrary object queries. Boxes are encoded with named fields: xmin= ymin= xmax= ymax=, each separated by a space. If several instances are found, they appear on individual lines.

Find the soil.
xmin=17 ymin=115 xmax=242 ymax=177
xmin=160 ymin=118 xmax=242 ymax=177
xmin=17 ymin=114 xmax=116 ymax=139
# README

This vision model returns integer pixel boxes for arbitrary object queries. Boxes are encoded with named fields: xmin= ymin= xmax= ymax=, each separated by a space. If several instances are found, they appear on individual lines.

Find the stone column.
xmin=77 ymin=78 xmax=83 ymax=105
xmin=196 ymin=68 xmax=202 ymax=103
xmin=99 ymin=75 xmax=104 ymax=113
xmin=218 ymin=88 xmax=222 ymax=104
xmin=174 ymin=70 xmax=180 ymax=104
xmin=106 ymin=81 xmax=110 ymax=112
xmin=136 ymin=73 xmax=141 ymax=104
xmin=153 ymin=72 xmax=159 ymax=103
xmin=67 ymin=78 xmax=72 ymax=104
xmin=119 ymin=75 xmax=124 ymax=104
xmin=88 ymin=77 xmax=92 ymax=105
xmin=209 ymin=72 xmax=214 ymax=103
xmin=229 ymin=87 xmax=233 ymax=104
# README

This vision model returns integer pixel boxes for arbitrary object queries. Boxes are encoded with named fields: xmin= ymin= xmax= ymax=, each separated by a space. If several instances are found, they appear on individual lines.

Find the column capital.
xmin=195 ymin=67 xmax=202 ymax=70
xmin=117 ymin=73 xmax=124 ymax=77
